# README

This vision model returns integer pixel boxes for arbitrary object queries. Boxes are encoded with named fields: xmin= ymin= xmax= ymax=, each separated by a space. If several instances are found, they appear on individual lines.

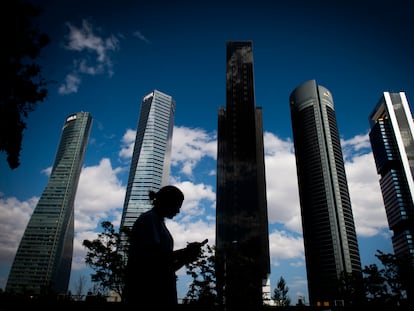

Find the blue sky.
xmin=1 ymin=0 xmax=413 ymax=303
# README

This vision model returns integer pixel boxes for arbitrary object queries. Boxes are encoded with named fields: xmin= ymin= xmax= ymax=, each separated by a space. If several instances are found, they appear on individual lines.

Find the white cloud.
xmin=59 ymin=19 xmax=120 ymax=94
xmin=0 ymin=195 xmax=37 ymax=262
xmin=171 ymin=126 xmax=217 ymax=177
xmin=58 ymin=73 xmax=81 ymax=95
xmin=132 ymin=30 xmax=150 ymax=44
xmin=118 ymin=129 xmax=136 ymax=159
xmin=167 ymin=219 xmax=215 ymax=251
xmin=174 ymin=180 xmax=216 ymax=220
xmin=74 ymin=158 xmax=125 ymax=232
xmin=341 ymin=132 xmax=371 ymax=152
xmin=264 ymin=132 xmax=302 ymax=233
xmin=65 ymin=19 xmax=119 ymax=64
xmin=269 ymin=230 xmax=304 ymax=266
xmin=41 ymin=166 xmax=52 ymax=176
xmin=344 ymin=150 xmax=390 ymax=237
xmin=77 ymin=59 xmax=105 ymax=75
xmin=70 ymin=158 xmax=126 ymax=272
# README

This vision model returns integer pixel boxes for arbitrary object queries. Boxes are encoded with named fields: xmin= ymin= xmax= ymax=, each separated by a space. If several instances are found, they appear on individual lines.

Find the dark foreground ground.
xmin=0 ymin=300 xmax=412 ymax=311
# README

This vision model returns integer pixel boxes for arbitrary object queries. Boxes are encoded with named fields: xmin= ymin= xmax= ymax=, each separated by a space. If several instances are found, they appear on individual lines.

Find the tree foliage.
xmin=272 ymin=276 xmax=291 ymax=306
xmin=363 ymin=250 xmax=410 ymax=306
xmin=82 ymin=221 xmax=130 ymax=300
xmin=184 ymin=243 xmax=218 ymax=308
xmin=83 ymin=223 xmax=413 ymax=307
xmin=83 ymin=220 xmax=217 ymax=305
xmin=1 ymin=0 xmax=50 ymax=169
xmin=337 ymin=270 xmax=365 ymax=305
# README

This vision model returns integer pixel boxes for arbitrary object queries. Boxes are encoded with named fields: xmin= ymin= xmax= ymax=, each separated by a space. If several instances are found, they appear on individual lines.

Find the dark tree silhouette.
xmin=184 ymin=243 xmax=217 ymax=308
xmin=1 ymin=0 xmax=50 ymax=169
xmin=272 ymin=276 xmax=291 ymax=306
xmin=363 ymin=250 xmax=410 ymax=306
xmin=82 ymin=221 xmax=130 ymax=300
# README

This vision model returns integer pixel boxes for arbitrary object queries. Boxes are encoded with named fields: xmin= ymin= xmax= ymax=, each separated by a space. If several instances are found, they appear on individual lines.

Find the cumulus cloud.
xmin=118 ymin=129 xmax=136 ymax=159
xmin=345 ymin=151 xmax=390 ymax=237
xmin=74 ymin=158 xmax=125 ymax=231
xmin=0 ymin=195 xmax=37 ymax=262
xmin=269 ymin=230 xmax=304 ymax=266
xmin=341 ymin=132 xmax=372 ymax=160
xmin=171 ymin=126 xmax=217 ymax=177
xmin=264 ymin=132 xmax=302 ymax=232
xmin=174 ymin=180 xmax=216 ymax=220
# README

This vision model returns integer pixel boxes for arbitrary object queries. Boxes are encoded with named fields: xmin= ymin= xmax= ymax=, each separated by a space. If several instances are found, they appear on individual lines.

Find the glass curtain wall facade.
xmin=6 ymin=112 xmax=92 ymax=295
xmin=289 ymin=80 xmax=363 ymax=306
xmin=368 ymin=92 xmax=414 ymax=303
xmin=216 ymin=41 xmax=270 ymax=310
xmin=119 ymin=90 xmax=175 ymax=253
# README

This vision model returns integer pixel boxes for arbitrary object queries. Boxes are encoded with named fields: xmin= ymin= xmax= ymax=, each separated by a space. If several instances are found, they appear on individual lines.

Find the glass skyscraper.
xmin=6 ymin=112 xmax=92 ymax=295
xmin=216 ymin=41 xmax=270 ymax=310
xmin=119 ymin=90 xmax=175 ymax=246
xmin=368 ymin=91 xmax=414 ymax=303
xmin=289 ymin=80 xmax=363 ymax=306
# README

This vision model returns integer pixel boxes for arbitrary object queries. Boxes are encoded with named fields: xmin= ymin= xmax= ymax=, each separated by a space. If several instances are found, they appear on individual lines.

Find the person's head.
xmin=149 ymin=185 xmax=184 ymax=219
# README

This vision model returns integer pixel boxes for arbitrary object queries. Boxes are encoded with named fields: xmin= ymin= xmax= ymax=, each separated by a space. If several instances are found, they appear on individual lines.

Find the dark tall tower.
xmin=216 ymin=41 xmax=270 ymax=310
xmin=289 ymin=80 xmax=363 ymax=306
xmin=368 ymin=91 xmax=414 ymax=304
xmin=6 ymin=112 xmax=92 ymax=295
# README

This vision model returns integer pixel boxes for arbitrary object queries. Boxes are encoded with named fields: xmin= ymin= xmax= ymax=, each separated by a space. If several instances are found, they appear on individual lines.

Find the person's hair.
xmin=149 ymin=185 xmax=184 ymax=206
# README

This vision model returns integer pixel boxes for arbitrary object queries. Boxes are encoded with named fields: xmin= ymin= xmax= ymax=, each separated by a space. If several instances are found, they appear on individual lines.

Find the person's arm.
xmin=172 ymin=239 xmax=208 ymax=271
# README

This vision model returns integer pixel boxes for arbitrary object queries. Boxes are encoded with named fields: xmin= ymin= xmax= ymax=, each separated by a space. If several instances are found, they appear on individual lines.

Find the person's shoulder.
xmin=137 ymin=209 xmax=158 ymax=222
xmin=132 ymin=210 xmax=153 ymax=232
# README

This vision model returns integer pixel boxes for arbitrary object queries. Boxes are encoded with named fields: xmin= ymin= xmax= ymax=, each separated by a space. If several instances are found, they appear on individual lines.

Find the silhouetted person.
xmin=124 ymin=185 xmax=206 ymax=309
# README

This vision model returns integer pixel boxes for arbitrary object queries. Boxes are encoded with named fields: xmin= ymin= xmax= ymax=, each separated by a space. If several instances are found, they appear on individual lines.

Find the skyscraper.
xmin=6 ymin=112 xmax=92 ymax=295
xmin=368 ymin=91 xmax=414 ymax=303
xmin=216 ymin=41 xmax=270 ymax=310
xmin=119 ymin=90 xmax=176 ymax=245
xmin=289 ymin=80 xmax=363 ymax=306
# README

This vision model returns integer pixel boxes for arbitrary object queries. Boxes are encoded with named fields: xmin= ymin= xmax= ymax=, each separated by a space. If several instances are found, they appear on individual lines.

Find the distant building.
xmin=216 ymin=41 xmax=270 ymax=310
xmin=289 ymin=80 xmax=364 ymax=306
xmin=368 ymin=91 xmax=414 ymax=303
xmin=119 ymin=90 xmax=176 ymax=253
xmin=6 ymin=112 xmax=92 ymax=295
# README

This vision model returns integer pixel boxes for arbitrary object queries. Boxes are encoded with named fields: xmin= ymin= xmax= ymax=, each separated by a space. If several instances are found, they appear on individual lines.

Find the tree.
xmin=363 ymin=263 xmax=389 ymax=302
xmin=362 ymin=250 xmax=409 ymax=306
xmin=184 ymin=243 xmax=217 ymax=308
xmin=1 ymin=0 xmax=50 ymax=169
xmin=82 ymin=221 xmax=130 ymax=300
xmin=83 ymin=220 xmax=217 ymax=306
xmin=376 ymin=250 xmax=414 ymax=304
xmin=337 ymin=270 xmax=365 ymax=305
xmin=272 ymin=276 xmax=291 ymax=306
